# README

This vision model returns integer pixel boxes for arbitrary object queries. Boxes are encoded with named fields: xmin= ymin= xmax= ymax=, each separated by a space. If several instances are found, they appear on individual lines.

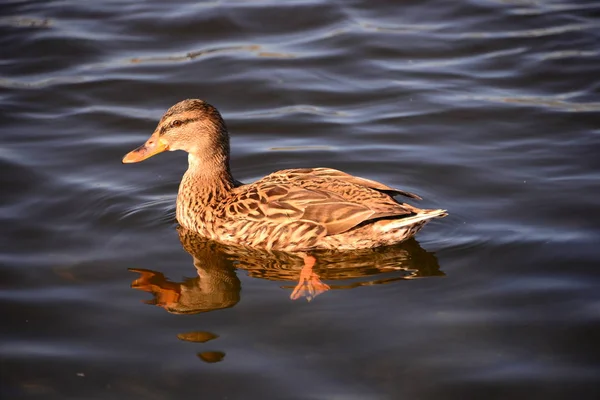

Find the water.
xmin=1 ymin=0 xmax=599 ymax=398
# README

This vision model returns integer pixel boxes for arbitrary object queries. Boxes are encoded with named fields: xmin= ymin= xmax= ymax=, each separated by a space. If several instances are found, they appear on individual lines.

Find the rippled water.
xmin=2 ymin=0 xmax=599 ymax=398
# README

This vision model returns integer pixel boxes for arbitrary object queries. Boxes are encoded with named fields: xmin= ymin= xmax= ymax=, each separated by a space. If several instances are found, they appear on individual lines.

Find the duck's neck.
xmin=179 ymin=153 xmax=235 ymax=204
xmin=177 ymin=152 xmax=234 ymax=232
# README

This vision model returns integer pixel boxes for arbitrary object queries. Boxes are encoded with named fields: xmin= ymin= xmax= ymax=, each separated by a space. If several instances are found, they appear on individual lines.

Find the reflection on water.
xmin=130 ymin=232 xmax=241 ymax=315
xmin=130 ymin=227 xmax=443 ymax=363
xmin=132 ymin=227 xmax=444 ymax=311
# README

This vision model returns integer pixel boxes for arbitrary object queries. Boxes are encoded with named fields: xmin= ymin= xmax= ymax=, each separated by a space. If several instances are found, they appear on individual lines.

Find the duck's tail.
xmin=377 ymin=208 xmax=447 ymax=234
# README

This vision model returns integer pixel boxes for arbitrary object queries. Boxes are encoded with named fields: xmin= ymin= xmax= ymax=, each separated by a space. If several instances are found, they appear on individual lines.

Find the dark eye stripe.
xmin=160 ymin=117 xmax=200 ymax=135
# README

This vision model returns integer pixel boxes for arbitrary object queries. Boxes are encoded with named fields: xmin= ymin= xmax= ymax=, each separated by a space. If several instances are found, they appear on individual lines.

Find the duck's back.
xmin=198 ymin=168 xmax=444 ymax=251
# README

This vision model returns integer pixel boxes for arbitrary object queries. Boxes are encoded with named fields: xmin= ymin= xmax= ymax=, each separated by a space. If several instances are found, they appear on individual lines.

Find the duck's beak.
xmin=122 ymin=131 xmax=169 ymax=163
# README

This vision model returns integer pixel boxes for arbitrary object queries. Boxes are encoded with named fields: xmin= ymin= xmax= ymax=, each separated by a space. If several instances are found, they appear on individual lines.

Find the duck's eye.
xmin=172 ymin=120 xmax=182 ymax=128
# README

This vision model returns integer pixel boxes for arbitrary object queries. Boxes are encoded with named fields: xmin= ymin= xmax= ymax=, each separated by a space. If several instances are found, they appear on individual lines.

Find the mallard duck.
xmin=123 ymin=99 xmax=446 ymax=254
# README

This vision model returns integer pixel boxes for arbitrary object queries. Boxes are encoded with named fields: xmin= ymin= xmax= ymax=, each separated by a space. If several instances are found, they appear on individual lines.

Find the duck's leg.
xmin=290 ymin=255 xmax=330 ymax=301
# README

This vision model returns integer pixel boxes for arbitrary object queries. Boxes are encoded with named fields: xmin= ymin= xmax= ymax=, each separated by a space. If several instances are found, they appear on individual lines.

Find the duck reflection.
xmin=130 ymin=226 xmax=444 ymax=313
xmin=130 ymin=227 xmax=444 ymax=363
xmin=130 ymin=233 xmax=241 ymax=314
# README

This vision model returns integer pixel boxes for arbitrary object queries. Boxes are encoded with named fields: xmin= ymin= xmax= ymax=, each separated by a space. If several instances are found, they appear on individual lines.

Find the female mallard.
xmin=123 ymin=99 xmax=446 ymax=252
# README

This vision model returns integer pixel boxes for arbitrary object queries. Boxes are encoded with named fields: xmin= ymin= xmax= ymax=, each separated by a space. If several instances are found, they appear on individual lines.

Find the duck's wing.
xmin=229 ymin=170 xmax=418 ymax=236
xmin=259 ymin=167 xmax=422 ymax=200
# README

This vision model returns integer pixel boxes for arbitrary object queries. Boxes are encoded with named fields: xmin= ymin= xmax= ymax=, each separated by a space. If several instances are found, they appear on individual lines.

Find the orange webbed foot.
xmin=290 ymin=255 xmax=330 ymax=302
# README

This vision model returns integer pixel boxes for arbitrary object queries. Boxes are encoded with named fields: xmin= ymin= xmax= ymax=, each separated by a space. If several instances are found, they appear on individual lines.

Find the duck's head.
xmin=122 ymin=99 xmax=229 ymax=163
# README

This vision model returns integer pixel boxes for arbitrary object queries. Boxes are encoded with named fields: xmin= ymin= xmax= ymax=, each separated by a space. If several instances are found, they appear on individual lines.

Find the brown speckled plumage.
xmin=123 ymin=99 xmax=446 ymax=251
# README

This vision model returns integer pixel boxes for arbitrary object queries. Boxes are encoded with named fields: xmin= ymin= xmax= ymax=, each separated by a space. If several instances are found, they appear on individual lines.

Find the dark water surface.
xmin=2 ymin=0 xmax=600 ymax=398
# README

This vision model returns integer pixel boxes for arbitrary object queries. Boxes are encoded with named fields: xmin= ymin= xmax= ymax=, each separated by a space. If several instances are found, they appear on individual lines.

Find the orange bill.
xmin=122 ymin=132 xmax=169 ymax=163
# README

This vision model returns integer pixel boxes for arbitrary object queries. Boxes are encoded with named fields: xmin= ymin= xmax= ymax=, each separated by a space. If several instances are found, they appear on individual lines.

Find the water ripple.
xmin=128 ymin=45 xmax=295 ymax=65
xmin=457 ymin=22 xmax=600 ymax=39
xmin=469 ymin=94 xmax=600 ymax=112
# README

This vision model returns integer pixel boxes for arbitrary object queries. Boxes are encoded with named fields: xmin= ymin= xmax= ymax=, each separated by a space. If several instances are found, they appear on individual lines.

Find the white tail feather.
xmin=378 ymin=209 xmax=447 ymax=233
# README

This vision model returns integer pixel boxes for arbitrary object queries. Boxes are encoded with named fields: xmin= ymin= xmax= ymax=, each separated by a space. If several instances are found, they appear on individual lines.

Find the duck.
xmin=123 ymin=99 xmax=446 ymax=254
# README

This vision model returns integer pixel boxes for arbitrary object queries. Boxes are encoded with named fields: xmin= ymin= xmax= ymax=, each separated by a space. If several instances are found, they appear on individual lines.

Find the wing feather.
xmin=230 ymin=168 xmax=419 ymax=236
xmin=299 ymin=167 xmax=422 ymax=200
